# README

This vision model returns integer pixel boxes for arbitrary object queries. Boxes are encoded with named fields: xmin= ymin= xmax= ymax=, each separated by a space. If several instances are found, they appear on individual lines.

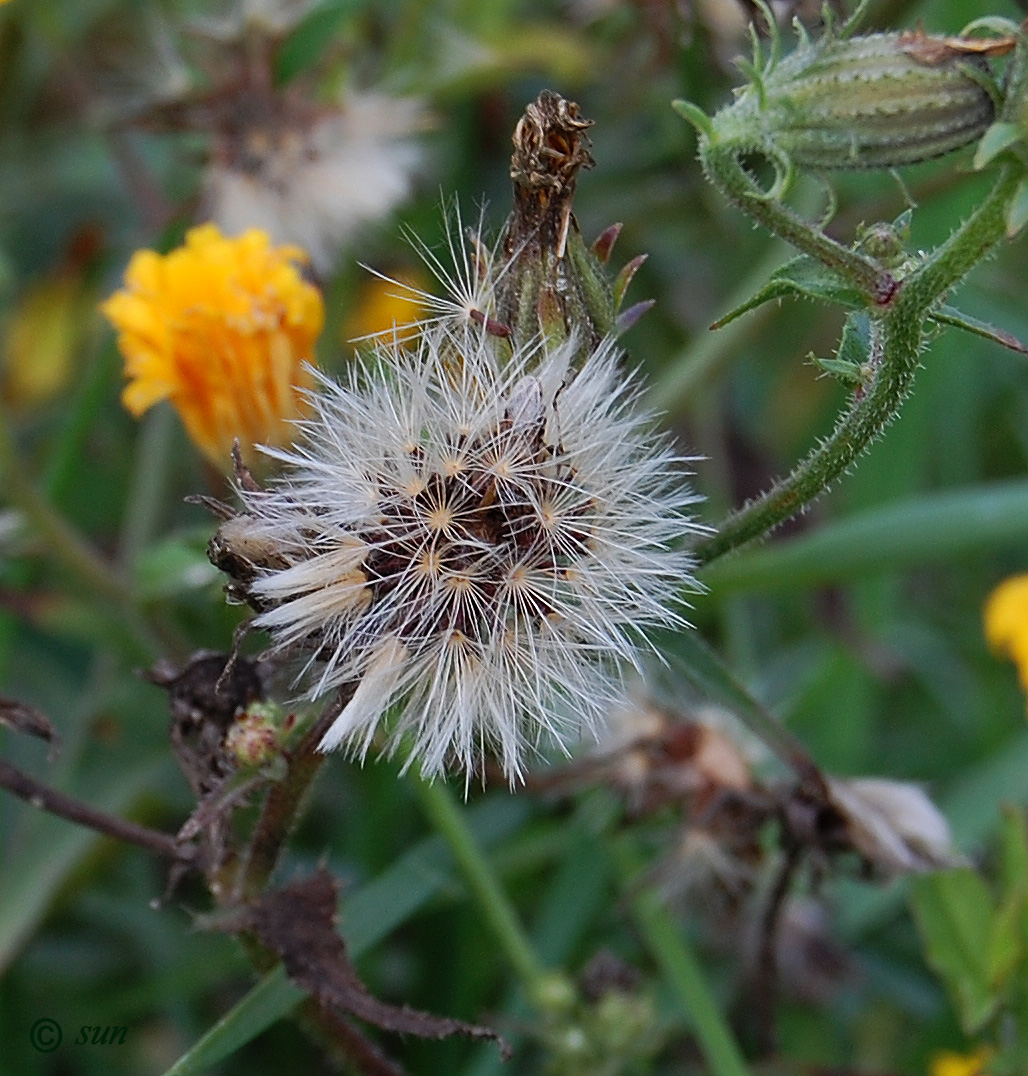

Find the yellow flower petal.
xmin=101 ymin=224 xmax=323 ymax=468
xmin=928 ymin=1046 xmax=993 ymax=1076
xmin=984 ymin=573 xmax=1028 ymax=693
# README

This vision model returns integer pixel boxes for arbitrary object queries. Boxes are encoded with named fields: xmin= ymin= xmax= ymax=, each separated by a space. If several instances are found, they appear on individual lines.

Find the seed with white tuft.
xmin=209 ymin=321 xmax=703 ymax=782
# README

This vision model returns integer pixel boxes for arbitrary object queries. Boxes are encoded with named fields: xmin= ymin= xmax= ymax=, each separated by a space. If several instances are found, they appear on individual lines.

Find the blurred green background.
xmin=1 ymin=0 xmax=1027 ymax=1074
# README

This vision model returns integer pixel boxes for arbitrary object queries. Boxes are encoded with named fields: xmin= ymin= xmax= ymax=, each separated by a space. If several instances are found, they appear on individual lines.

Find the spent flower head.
xmin=210 ymin=314 xmax=701 ymax=781
xmin=101 ymin=224 xmax=323 ymax=468
xmin=204 ymin=92 xmax=429 ymax=274
xmin=208 ymin=91 xmax=701 ymax=782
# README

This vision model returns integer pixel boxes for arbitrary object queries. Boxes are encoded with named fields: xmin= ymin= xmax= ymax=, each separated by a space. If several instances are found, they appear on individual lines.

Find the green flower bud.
xmin=714 ymin=29 xmax=996 ymax=172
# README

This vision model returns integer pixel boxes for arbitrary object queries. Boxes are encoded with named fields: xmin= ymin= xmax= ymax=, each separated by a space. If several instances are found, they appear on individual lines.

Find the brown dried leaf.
xmin=241 ymin=868 xmax=511 ymax=1059
xmin=899 ymin=27 xmax=1017 ymax=64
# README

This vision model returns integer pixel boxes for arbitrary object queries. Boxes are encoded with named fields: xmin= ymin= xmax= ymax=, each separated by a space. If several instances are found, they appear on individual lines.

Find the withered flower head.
xmin=826 ymin=776 xmax=961 ymax=876
xmin=209 ymin=317 xmax=701 ymax=782
xmin=131 ymin=14 xmax=428 ymax=273
xmin=204 ymin=91 xmax=429 ymax=274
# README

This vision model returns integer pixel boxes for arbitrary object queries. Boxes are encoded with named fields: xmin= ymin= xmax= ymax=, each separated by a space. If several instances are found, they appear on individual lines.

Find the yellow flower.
xmin=984 ymin=573 xmax=1028 ymax=694
xmin=929 ymin=1046 xmax=993 ymax=1076
xmin=2 ymin=274 xmax=92 ymax=409
xmin=101 ymin=224 xmax=323 ymax=467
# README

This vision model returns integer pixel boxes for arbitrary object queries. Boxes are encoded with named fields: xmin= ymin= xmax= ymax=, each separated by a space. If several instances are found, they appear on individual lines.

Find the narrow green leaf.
xmin=1006 ymin=177 xmax=1028 ymax=238
xmin=701 ymin=481 xmax=1028 ymax=594
xmin=989 ymin=807 xmax=1028 ymax=990
xmin=999 ymin=806 xmax=1028 ymax=902
xmin=275 ymin=0 xmax=371 ymax=83
xmin=911 ymin=870 xmax=998 ymax=1035
xmin=161 ymin=795 xmax=530 ymax=1076
xmin=671 ymin=99 xmax=715 ymax=140
xmin=710 ymin=255 xmax=865 ymax=329
xmin=987 ymin=886 xmax=1024 ymax=992
xmin=973 ymin=121 xmax=1022 ymax=171
xmin=931 ymin=304 xmax=1028 ymax=355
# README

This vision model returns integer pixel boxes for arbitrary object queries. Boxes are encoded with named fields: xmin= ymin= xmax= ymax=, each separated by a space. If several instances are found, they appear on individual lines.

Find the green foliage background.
xmin=0 ymin=0 xmax=1027 ymax=1073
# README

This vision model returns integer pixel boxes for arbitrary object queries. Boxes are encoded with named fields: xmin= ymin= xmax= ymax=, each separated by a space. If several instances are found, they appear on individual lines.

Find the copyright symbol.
xmin=29 ymin=1017 xmax=62 ymax=1053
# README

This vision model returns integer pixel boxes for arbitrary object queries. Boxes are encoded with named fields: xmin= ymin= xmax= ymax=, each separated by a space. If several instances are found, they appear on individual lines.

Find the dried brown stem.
xmin=749 ymin=841 xmax=803 ymax=1058
xmin=0 ymin=758 xmax=196 ymax=862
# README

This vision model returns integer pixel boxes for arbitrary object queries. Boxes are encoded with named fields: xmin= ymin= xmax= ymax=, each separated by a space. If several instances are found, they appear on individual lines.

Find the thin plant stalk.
xmin=616 ymin=841 xmax=751 ymax=1076
xmin=413 ymin=777 xmax=550 ymax=1002
xmin=235 ymin=690 xmax=354 ymax=900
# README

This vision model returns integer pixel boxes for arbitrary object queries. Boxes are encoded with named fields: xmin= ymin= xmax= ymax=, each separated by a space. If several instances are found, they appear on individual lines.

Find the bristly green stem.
xmin=414 ymin=778 xmax=550 ymax=1002
xmin=236 ymin=690 xmax=354 ymax=901
xmin=615 ymin=840 xmax=751 ymax=1076
xmin=693 ymin=164 xmax=1023 ymax=566
xmin=697 ymin=134 xmax=894 ymax=302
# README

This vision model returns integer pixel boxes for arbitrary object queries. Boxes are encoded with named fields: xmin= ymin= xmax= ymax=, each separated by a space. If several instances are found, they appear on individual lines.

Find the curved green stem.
xmin=694 ymin=164 xmax=1023 ymax=566
xmin=414 ymin=778 xmax=550 ymax=1002
xmin=699 ymin=138 xmax=893 ymax=300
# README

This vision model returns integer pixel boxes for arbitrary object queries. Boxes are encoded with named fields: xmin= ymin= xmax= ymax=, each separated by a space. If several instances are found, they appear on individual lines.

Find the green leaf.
xmin=812 ymin=311 xmax=871 ymax=384
xmin=274 ymin=0 xmax=371 ymax=83
xmin=1006 ymin=177 xmax=1028 ymax=238
xmin=999 ymin=806 xmax=1028 ymax=902
xmin=989 ymin=808 xmax=1028 ymax=990
xmin=911 ymin=869 xmax=999 ymax=1035
xmin=973 ymin=122 xmax=1022 ymax=171
xmin=987 ymin=886 xmax=1024 ymax=992
xmin=134 ymin=534 xmax=220 ymax=601
xmin=161 ymin=795 xmax=530 ymax=1076
xmin=931 ymin=304 xmax=1028 ymax=355
xmin=710 ymin=255 xmax=866 ymax=329
xmin=671 ymin=98 xmax=715 ymax=140
xmin=701 ymin=480 xmax=1028 ymax=594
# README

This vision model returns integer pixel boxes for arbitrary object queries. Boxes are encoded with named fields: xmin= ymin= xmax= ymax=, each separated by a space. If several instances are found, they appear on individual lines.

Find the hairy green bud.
xmin=716 ymin=29 xmax=996 ymax=172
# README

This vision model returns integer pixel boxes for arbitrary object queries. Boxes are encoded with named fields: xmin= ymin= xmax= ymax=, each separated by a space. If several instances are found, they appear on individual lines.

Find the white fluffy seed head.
xmin=214 ymin=317 xmax=704 ymax=782
xmin=205 ymin=93 xmax=428 ymax=273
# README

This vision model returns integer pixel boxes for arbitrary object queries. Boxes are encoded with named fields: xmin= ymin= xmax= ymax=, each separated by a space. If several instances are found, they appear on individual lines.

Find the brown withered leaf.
xmin=239 ymin=868 xmax=511 ymax=1060
xmin=145 ymin=650 xmax=268 ymax=872
xmin=0 ymin=696 xmax=60 ymax=759
xmin=900 ymin=27 xmax=1017 ymax=64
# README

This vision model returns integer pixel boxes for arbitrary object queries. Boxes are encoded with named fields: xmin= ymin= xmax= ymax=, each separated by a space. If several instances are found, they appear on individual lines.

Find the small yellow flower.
xmin=929 ymin=1046 xmax=993 ymax=1076
xmin=984 ymin=573 xmax=1028 ymax=694
xmin=2 ymin=274 xmax=91 ymax=409
xmin=341 ymin=269 xmax=427 ymax=348
xmin=101 ymin=224 xmax=323 ymax=467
